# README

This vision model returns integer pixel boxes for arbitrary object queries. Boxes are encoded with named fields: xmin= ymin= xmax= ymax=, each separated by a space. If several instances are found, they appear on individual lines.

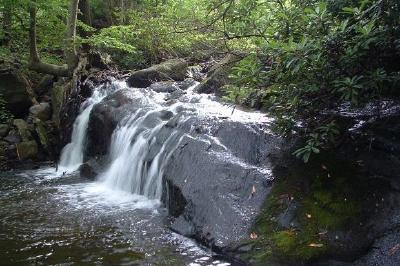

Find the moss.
xmin=249 ymin=154 xmax=365 ymax=264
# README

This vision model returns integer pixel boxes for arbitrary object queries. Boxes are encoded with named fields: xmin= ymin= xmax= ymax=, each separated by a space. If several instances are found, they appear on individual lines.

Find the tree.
xmin=29 ymin=0 xmax=80 ymax=76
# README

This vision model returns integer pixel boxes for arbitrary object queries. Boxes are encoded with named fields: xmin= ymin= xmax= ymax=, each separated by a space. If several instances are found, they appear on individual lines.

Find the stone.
xmin=127 ymin=59 xmax=188 ymax=88
xmin=4 ymin=129 xmax=21 ymax=144
xmin=0 ymin=72 xmax=32 ymax=118
xmin=196 ymin=54 xmax=241 ymax=95
xmin=51 ymin=81 xmax=67 ymax=128
xmin=35 ymin=75 xmax=54 ymax=95
xmin=34 ymin=119 xmax=50 ymax=153
xmin=29 ymin=102 xmax=51 ymax=121
xmin=79 ymin=162 xmax=98 ymax=179
xmin=16 ymin=140 xmax=38 ymax=160
xmin=149 ymin=82 xmax=179 ymax=93
xmin=13 ymin=119 xmax=32 ymax=141
xmin=0 ymin=123 xmax=10 ymax=137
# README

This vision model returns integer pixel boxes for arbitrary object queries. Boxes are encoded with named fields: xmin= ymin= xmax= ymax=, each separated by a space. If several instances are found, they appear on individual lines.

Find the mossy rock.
xmin=16 ymin=140 xmax=38 ymax=160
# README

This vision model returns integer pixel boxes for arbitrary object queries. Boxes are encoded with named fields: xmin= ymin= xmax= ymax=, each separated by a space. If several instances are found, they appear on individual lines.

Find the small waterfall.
xmin=100 ymin=109 xmax=183 ymax=200
xmin=58 ymin=81 xmax=123 ymax=173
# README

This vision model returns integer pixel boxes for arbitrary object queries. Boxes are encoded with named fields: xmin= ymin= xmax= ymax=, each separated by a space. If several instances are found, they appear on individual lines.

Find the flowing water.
xmin=1 ymin=79 xmax=270 ymax=265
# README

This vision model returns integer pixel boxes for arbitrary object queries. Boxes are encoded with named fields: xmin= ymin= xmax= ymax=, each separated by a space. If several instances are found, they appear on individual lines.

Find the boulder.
xmin=13 ymin=119 xmax=32 ymax=141
xmin=34 ymin=119 xmax=50 ymax=154
xmin=51 ymin=80 xmax=67 ymax=128
xmin=0 ymin=124 xmax=10 ymax=137
xmin=29 ymin=102 xmax=51 ymax=121
xmin=149 ymin=82 xmax=180 ymax=93
xmin=0 ymin=72 xmax=32 ymax=118
xmin=4 ymin=129 xmax=21 ymax=144
xmin=16 ymin=140 xmax=38 ymax=160
xmin=127 ymin=59 xmax=188 ymax=88
xmin=196 ymin=54 xmax=241 ymax=94
xmin=79 ymin=162 xmax=98 ymax=179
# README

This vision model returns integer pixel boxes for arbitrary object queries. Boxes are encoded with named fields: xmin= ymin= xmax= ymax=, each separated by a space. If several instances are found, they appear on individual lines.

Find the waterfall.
xmin=58 ymin=81 xmax=123 ymax=173
xmin=100 ymin=109 xmax=183 ymax=200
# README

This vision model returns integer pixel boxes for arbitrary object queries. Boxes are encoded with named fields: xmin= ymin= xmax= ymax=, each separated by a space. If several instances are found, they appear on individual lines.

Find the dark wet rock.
xmin=29 ymin=102 xmax=51 ymax=121
xmin=16 ymin=140 xmax=38 ymax=160
xmin=51 ymin=80 xmax=67 ymax=128
xmin=176 ymin=78 xmax=197 ymax=91
xmin=33 ymin=119 xmax=51 ymax=156
xmin=89 ymin=51 xmax=112 ymax=70
xmin=13 ymin=119 xmax=32 ymax=142
xmin=164 ymin=130 xmax=278 ymax=249
xmin=0 ymin=124 xmax=10 ymax=137
xmin=0 ymin=72 xmax=32 ymax=118
xmin=187 ymin=65 xmax=205 ymax=81
xmin=79 ymin=162 xmax=98 ymax=179
xmin=4 ymin=129 xmax=21 ymax=144
xmin=149 ymin=82 xmax=179 ymax=93
xmin=127 ymin=59 xmax=188 ymax=88
xmin=86 ymin=89 xmax=150 ymax=157
xmin=196 ymin=54 xmax=241 ymax=95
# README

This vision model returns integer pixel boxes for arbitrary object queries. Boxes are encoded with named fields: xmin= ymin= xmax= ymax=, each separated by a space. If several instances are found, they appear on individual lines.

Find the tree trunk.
xmin=2 ymin=1 xmax=12 ymax=46
xmin=65 ymin=0 xmax=80 ymax=71
xmin=29 ymin=0 xmax=81 ymax=77
xmin=28 ymin=3 xmax=69 ymax=76
xmin=78 ymin=0 xmax=92 ymax=26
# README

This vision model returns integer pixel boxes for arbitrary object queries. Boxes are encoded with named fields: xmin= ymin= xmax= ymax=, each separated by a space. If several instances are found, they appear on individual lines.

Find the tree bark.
xmin=28 ymin=3 xmax=69 ymax=76
xmin=78 ymin=0 xmax=92 ymax=26
xmin=29 ymin=0 xmax=81 ymax=77
xmin=2 ymin=0 xmax=12 ymax=46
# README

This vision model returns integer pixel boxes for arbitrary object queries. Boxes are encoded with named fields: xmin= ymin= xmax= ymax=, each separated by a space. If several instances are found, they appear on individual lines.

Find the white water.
xmin=58 ymin=81 xmax=125 ymax=173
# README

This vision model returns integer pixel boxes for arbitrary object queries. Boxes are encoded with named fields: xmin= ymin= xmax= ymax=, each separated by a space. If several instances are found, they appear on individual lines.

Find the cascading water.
xmin=100 ymin=108 xmax=184 ymax=200
xmin=58 ymin=81 xmax=124 ymax=173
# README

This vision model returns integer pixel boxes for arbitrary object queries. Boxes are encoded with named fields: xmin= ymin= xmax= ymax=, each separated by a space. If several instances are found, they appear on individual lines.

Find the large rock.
xmin=51 ymin=80 xmax=67 ymax=128
xmin=13 ymin=119 xmax=32 ymax=141
xmin=86 ymin=86 xmax=281 ymax=252
xmin=29 ymin=102 xmax=51 ymax=121
xmin=0 ymin=72 xmax=32 ymax=118
xmin=196 ymin=54 xmax=241 ymax=94
xmin=127 ymin=59 xmax=188 ymax=88
xmin=34 ymin=119 xmax=50 ymax=155
xmin=16 ymin=140 xmax=38 ymax=160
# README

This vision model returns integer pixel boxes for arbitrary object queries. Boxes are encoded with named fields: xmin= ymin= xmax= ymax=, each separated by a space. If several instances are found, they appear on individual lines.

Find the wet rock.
xmin=34 ymin=119 xmax=50 ymax=155
xmin=127 ymin=59 xmax=188 ymax=88
xmin=89 ymin=51 xmax=112 ymax=70
xmin=0 ymin=72 xmax=32 ymax=118
xmin=13 ymin=119 xmax=32 ymax=141
xmin=0 ymin=124 xmax=10 ymax=137
xmin=196 ymin=54 xmax=241 ymax=95
xmin=51 ymin=80 xmax=67 ymax=128
xmin=29 ymin=102 xmax=51 ymax=121
xmin=149 ymin=82 xmax=179 ymax=93
xmin=79 ymin=162 xmax=98 ymax=179
xmin=16 ymin=140 xmax=38 ymax=160
xmin=176 ymin=78 xmax=197 ymax=91
xmin=4 ymin=129 xmax=21 ymax=144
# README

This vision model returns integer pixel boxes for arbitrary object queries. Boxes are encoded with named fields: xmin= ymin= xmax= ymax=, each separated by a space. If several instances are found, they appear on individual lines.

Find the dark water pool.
xmin=0 ymin=166 xmax=229 ymax=265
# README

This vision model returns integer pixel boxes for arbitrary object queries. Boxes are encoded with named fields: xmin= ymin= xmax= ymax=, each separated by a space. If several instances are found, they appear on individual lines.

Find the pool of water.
xmin=0 ymin=166 xmax=230 ymax=265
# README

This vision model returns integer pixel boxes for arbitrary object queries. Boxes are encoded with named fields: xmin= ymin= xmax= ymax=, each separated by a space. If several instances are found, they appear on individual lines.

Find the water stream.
xmin=1 ymin=79 xmax=270 ymax=265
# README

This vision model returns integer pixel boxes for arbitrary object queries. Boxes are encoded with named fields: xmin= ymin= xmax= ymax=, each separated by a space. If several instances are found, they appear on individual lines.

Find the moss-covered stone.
xmin=16 ymin=140 xmax=38 ymax=160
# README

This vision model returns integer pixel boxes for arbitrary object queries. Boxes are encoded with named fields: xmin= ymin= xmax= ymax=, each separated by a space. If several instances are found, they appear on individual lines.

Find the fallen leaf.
xmin=250 ymin=232 xmax=258 ymax=239
xmin=321 ymin=164 xmax=328 ymax=170
xmin=306 ymin=213 xmax=312 ymax=219
xmin=388 ymin=244 xmax=400 ymax=256
xmin=308 ymin=243 xmax=324 ymax=248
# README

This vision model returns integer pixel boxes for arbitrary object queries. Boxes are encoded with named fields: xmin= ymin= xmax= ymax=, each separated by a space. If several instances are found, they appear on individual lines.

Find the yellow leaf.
xmin=308 ymin=243 xmax=324 ymax=248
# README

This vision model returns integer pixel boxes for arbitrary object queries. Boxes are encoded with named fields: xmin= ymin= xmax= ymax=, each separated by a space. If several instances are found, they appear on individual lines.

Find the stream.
xmin=0 ymin=79 xmax=270 ymax=265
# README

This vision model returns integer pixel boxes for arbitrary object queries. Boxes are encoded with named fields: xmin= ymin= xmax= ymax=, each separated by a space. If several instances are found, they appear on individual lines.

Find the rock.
xmin=176 ymin=78 xmax=197 ymax=91
xmin=89 ymin=51 xmax=112 ymax=70
xmin=196 ymin=54 xmax=241 ymax=94
xmin=34 ymin=119 xmax=50 ymax=155
xmin=51 ymin=80 xmax=67 ymax=127
xmin=0 ymin=124 xmax=10 ymax=137
xmin=79 ymin=162 xmax=98 ymax=179
xmin=29 ymin=102 xmax=51 ymax=121
xmin=0 ymin=141 xmax=7 ymax=156
xmin=4 ymin=129 xmax=21 ymax=144
xmin=35 ymin=75 xmax=54 ymax=95
xmin=149 ymin=82 xmax=179 ymax=93
xmin=16 ymin=140 xmax=38 ymax=160
xmin=13 ymin=119 xmax=32 ymax=141
xmin=0 ymin=72 xmax=32 ymax=118
xmin=127 ymin=59 xmax=188 ymax=88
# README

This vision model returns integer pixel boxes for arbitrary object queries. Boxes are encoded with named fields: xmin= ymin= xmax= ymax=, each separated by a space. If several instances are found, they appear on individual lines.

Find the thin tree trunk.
xmin=65 ymin=0 xmax=80 ymax=71
xmin=2 ymin=1 xmax=12 ymax=46
xmin=79 ymin=0 xmax=92 ymax=26
xmin=28 ymin=3 xmax=69 ymax=76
